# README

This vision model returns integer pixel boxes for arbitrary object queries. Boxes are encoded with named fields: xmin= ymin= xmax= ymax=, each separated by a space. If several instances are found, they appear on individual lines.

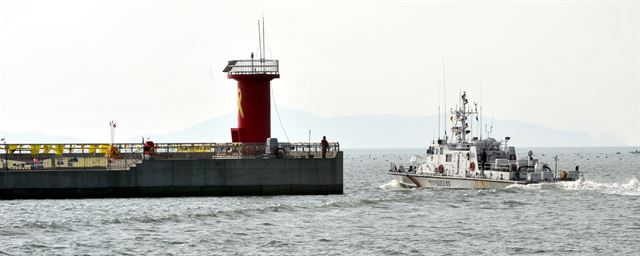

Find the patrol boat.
xmin=388 ymin=92 xmax=581 ymax=189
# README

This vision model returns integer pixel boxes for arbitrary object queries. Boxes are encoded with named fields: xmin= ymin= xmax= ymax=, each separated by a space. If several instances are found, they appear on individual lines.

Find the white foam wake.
xmin=555 ymin=177 xmax=640 ymax=196
xmin=506 ymin=183 xmax=544 ymax=190
xmin=379 ymin=179 xmax=403 ymax=190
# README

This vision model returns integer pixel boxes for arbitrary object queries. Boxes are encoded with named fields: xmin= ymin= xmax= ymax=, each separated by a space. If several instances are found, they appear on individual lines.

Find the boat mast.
xmin=480 ymin=105 xmax=483 ymax=140
xmin=471 ymin=102 xmax=476 ymax=142
xmin=479 ymin=82 xmax=483 ymax=141
xmin=442 ymin=58 xmax=447 ymax=143
xmin=459 ymin=90 xmax=462 ymax=143
xmin=438 ymin=78 xmax=441 ymax=140
xmin=449 ymin=91 xmax=478 ymax=144
xmin=460 ymin=90 xmax=465 ymax=143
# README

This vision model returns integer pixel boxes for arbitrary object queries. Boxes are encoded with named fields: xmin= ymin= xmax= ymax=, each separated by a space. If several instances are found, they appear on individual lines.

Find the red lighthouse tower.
xmin=223 ymin=20 xmax=280 ymax=143
xmin=223 ymin=58 xmax=279 ymax=143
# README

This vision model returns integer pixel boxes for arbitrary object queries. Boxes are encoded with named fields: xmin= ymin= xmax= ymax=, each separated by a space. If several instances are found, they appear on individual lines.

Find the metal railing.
xmin=0 ymin=141 xmax=340 ymax=171
xmin=223 ymin=59 xmax=279 ymax=75
xmin=0 ymin=143 xmax=143 ymax=156
xmin=280 ymin=142 xmax=340 ymax=158
xmin=144 ymin=142 xmax=339 ymax=159
xmin=3 ymin=156 xmax=142 ymax=171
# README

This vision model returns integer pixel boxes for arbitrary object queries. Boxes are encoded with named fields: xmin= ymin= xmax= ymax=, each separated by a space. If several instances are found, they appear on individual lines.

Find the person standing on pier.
xmin=321 ymin=136 xmax=329 ymax=158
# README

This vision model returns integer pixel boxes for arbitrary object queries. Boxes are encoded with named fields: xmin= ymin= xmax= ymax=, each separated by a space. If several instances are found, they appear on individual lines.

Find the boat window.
xmin=446 ymin=154 xmax=452 ymax=162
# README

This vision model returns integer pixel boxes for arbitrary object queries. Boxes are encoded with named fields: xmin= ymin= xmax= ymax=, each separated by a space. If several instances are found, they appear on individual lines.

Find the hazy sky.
xmin=0 ymin=0 xmax=638 ymax=145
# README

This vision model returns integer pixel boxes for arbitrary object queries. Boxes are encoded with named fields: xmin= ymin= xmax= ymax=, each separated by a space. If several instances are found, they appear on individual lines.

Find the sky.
xmin=0 ymin=0 xmax=638 ymax=146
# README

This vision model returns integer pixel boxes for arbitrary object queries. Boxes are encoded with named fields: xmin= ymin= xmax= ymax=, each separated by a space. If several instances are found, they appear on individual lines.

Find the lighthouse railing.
xmin=224 ymin=59 xmax=279 ymax=75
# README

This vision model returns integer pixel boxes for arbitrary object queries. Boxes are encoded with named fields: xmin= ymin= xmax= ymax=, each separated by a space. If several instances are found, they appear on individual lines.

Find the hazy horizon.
xmin=0 ymin=106 xmax=632 ymax=148
xmin=0 ymin=0 xmax=638 ymax=146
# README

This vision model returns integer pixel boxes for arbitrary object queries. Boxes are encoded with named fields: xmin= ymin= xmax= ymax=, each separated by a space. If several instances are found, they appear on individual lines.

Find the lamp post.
xmin=308 ymin=130 xmax=311 ymax=158
xmin=2 ymin=138 xmax=7 ymax=171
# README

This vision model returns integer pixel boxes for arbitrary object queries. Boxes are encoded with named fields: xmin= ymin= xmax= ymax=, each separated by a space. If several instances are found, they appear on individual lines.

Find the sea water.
xmin=1 ymin=147 xmax=639 ymax=255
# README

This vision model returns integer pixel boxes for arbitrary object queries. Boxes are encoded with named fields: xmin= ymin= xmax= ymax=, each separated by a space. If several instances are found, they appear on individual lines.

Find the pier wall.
xmin=0 ymin=152 xmax=343 ymax=199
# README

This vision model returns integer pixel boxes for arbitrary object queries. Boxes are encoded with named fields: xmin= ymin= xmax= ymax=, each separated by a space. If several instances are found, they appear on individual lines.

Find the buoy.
xmin=469 ymin=162 xmax=475 ymax=172
xmin=438 ymin=164 xmax=445 ymax=173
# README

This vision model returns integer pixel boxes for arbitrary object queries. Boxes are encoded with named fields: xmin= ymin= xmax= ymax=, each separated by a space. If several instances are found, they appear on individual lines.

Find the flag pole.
xmin=109 ymin=120 xmax=116 ymax=147
xmin=108 ymin=121 xmax=116 ymax=169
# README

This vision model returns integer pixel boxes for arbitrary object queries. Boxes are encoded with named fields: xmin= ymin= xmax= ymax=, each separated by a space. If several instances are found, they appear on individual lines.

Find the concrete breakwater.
xmin=0 ymin=152 xmax=343 ymax=199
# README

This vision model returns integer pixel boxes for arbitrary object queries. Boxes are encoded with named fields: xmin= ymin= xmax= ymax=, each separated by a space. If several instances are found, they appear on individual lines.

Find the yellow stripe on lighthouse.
xmin=237 ymin=87 xmax=245 ymax=118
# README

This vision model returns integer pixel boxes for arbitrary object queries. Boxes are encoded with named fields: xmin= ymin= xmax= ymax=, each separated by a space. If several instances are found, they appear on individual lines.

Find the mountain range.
xmin=1 ymin=107 xmax=622 ymax=148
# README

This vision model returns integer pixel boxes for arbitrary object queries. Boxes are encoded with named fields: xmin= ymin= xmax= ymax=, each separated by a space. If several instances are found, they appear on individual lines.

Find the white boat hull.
xmin=389 ymin=172 xmax=521 ymax=189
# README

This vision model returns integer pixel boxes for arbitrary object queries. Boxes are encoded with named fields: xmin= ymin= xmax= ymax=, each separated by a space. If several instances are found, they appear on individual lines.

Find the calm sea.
xmin=1 ymin=147 xmax=639 ymax=255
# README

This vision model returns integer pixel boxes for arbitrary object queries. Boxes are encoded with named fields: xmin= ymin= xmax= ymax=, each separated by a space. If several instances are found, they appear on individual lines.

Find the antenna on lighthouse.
xmin=257 ymin=17 xmax=268 ymax=61
xmin=262 ymin=16 xmax=266 ymax=61
xmin=258 ymin=20 xmax=263 ymax=60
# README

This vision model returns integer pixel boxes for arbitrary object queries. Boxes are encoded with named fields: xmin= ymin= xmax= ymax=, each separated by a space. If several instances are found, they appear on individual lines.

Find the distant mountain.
xmin=129 ymin=106 xmax=623 ymax=148
xmin=1 ymin=107 xmax=621 ymax=147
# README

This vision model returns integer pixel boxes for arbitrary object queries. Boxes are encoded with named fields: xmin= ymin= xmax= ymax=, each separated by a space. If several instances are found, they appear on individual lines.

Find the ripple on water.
xmin=0 ymin=148 xmax=638 ymax=255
